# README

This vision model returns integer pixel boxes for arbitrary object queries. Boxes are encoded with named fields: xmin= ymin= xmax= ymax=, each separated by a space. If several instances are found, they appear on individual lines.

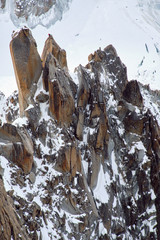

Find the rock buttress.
xmin=10 ymin=27 xmax=42 ymax=116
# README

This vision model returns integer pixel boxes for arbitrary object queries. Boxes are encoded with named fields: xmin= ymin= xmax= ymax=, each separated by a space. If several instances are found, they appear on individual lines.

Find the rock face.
xmin=10 ymin=27 xmax=42 ymax=116
xmin=123 ymin=80 xmax=143 ymax=107
xmin=41 ymin=34 xmax=68 ymax=92
xmin=42 ymin=34 xmax=75 ymax=126
xmin=0 ymin=123 xmax=33 ymax=174
xmin=0 ymin=179 xmax=29 ymax=240
xmin=1 ymin=28 xmax=160 ymax=239
xmin=42 ymin=35 xmax=68 ymax=70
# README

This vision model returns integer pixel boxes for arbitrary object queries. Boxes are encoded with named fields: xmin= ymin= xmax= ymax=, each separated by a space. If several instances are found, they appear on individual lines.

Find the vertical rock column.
xmin=41 ymin=34 xmax=75 ymax=126
xmin=10 ymin=27 xmax=42 ymax=116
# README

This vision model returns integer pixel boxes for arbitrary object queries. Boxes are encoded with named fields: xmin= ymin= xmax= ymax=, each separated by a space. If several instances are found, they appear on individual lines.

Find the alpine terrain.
xmin=0 ymin=1 xmax=160 ymax=240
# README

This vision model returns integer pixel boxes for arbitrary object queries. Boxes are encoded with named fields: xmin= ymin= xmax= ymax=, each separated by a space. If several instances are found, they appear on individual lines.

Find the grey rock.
xmin=29 ymin=172 xmax=36 ymax=184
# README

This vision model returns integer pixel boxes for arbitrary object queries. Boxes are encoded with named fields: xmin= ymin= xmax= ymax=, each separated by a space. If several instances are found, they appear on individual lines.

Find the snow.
xmin=99 ymin=221 xmax=107 ymax=236
xmin=93 ymin=164 xmax=109 ymax=204
xmin=129 ymin=141 xmax=146 ymax=154
xmin=111 ymin=151 xmax=118 ymax=175
xmin=0 ymin=92 xmax=6 ymax=124
xmin=0 ymin=2 xmax=159 ymax=239
xmin=25 ymin=104 xmax=34 ymax=111
xmin=1 ymin=0 xmax=160 ymax=95
xmin=13 ymin=116 xmax=28 ymax=127
xmin=141 ymin=87 xmax=160 ymax=126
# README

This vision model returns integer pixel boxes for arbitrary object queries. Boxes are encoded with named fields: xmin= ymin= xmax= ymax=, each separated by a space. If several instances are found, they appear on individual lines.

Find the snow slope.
xmin=1 ymin=0 xmax=160 ymax=96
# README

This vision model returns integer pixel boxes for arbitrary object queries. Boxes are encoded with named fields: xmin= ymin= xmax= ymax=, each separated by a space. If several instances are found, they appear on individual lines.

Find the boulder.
xmin=123 ymin=80 xmax=143 ymax=107
xmin=10 ymin=27 xmax=42 ymax=116
xmin=35 ymin=91 xmax=49 ymax=103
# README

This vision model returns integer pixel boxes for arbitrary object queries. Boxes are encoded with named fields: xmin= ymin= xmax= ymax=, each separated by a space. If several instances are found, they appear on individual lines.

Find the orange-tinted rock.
xmin=88 ymin=49 xmax=104 ymax=63
xmin=0 ymin=124 xmax=33 ymax=174
xmin=57 ymin=146 xmax=81 ymax=177
xmin=42 ymin=35 xmax=68 ymax=91
xmin=0 ymin=179 xmax=29 ymax=240
xmin=42 ymin=34 xmax=68 ymax=69
xmin=49 ymin=79 xmax=75 ymax=126
xmin=90 ymin=103 xmax=101 ymax=119
xmin=48 ymin=54 xmax=75 ymax=126
xmin=10 ymin=27 xmax=42 ymax=116
xmin=96 ymin=114 xmax=109 ymax=150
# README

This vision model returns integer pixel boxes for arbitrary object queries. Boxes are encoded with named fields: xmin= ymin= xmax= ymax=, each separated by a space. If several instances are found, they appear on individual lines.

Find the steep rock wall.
xmin=1 ymin=27 xmax=160 ymax=239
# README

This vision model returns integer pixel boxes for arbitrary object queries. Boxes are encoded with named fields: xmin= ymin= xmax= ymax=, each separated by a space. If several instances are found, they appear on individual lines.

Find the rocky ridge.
xmin=0 ymin=27 xmax=160 ymax=239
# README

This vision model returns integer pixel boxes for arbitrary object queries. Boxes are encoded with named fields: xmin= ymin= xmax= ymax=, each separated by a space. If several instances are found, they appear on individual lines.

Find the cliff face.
xmin=0 ymin=27 xmax=160 ymax=239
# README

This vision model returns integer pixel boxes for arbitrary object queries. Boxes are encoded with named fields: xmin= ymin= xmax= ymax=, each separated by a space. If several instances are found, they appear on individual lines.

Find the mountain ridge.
xmin=0 ymin=27 xmax=159 ymax=239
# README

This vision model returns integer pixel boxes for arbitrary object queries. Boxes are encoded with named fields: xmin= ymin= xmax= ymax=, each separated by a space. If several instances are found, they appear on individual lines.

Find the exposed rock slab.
xmin=42 ymin=34 xmax=68 ymax=91
xmin=0 ymin=179 xmax=30 ymax=240
xmin=10 ymin=27 xmax=42 ymax=116
xmin=0 ymin=124 xmax=33 ymax=173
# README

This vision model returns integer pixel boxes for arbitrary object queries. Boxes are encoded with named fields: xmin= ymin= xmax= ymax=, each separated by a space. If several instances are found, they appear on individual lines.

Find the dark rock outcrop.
xmin=123 ymin=80 xmax=143 ymax=107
